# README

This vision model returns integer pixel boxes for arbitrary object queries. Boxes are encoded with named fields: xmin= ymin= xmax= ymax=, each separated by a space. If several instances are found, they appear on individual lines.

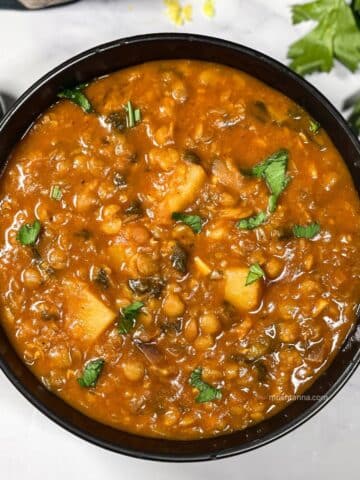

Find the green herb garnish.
xmin=236 ymin=211 xmax=267 ymax=230
xmin=309 ymin=119 xmax=321 ymax=134
xmin=118 ymin=301 xmax=144 ymax=334
xmin=189 ymin=367 xmax=222 ymax=403
xmin=245 ymin=263 xmax=266 ymax=286
xmin=293 ymin=222 xmax=321 ymax=239
xmin=58 ymin=84 xmax=93 ymax=113
xmin=288 ymin=0 xmax=360 ymax=75
xmin=50 ymin=185 xmax=62 ymax=201
xmin=77 ymin=359 xmax=105 ymax=388
xmin=124 ymin=101 xmax=141 ymax=128
xmin=172 ymin=212 xmax=203 ymax=233
xmin=17 ymin=220 xmax=41 ymax=246
xmin=246 ymin=149 xmax=289 ymax=213
xmin=346 ymin=95 xmax=360 ymax=135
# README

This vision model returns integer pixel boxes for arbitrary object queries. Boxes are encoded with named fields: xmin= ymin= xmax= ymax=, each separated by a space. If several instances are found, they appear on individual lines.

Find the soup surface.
xmin=0 ymin=60 xmax=360 ymax=440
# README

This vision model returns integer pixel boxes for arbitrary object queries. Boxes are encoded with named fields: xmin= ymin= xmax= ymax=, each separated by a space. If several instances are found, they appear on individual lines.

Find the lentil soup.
xmin=0 ymin=60 xmax=359 ymax=440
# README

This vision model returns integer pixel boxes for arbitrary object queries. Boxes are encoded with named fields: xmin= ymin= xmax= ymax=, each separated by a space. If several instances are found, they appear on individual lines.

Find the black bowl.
xmin=0 ymin=33 xmax=359 ymax=462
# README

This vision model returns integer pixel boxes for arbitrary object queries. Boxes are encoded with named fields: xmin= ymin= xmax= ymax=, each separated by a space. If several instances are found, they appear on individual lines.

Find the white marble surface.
xmin=0 ymin=1 xmax=359 ymax=478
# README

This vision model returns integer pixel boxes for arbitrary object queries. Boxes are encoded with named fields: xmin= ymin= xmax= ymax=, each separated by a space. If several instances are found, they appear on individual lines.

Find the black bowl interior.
xmin=0 ymin=34 xmax=360 ymax=462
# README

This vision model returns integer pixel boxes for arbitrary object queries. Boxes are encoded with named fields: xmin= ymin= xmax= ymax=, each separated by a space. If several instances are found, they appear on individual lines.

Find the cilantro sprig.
xmin=237 ymin=149 xmax=289 ymax=230
xmin=17 ymin=220 xmax=41 ymax=246
xmin=189 ymin=367 xmax=222 ymax=403
xmin=288 ymin=0 xmax=360 ymax=75
xmin=172 ymin=212 xmax=204 ymax=233
xmin=58 ymin=83 xmax=93 ymax=113
xmin=118 ymin=301 xmax=144 ymax=334
xmin=245 ymin=263 xmax=266 ymax=286
xmin=293 ymin=222 xmax=321 ymax=239
xmin=77 ymin=359 xmax=104 ymax=388
xmin=236 ymin=211 xmax=267 ymax=230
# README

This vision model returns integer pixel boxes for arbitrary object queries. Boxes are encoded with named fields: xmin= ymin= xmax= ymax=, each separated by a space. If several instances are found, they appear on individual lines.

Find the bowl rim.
xmin=0 ymin=32 xmax=360 ymax=462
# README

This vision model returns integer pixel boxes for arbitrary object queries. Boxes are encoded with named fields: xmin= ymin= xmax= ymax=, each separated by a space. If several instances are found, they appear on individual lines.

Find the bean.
xmin=22 ymin=268 xmax=42 ymax=289
xmin=163 ymin=293 xmax=185 ymax=317
xmin=122 ymin=360 xmax=145 ymax=382
xmin=193 ymin=334 xmax=214 ymax=351
xmin=199 ymin=313 xmax=221 ymax=335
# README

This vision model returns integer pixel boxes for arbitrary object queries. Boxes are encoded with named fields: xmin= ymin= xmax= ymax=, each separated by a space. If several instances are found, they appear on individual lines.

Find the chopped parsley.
xmin=124 ymin=101 xmax=141 ymax=128
xmin=236 ymin=211 xmax=267 ymax=230
xmin=245 ymin=263 xmax=266 ymax=286
xmin=246 ymin=149 xmax=289 ymax=213
xmin=50 ymin=185 xmax=62 ymax=201
xmin=118 ymin=301 xmax=144 ymax=334
xmin=189 ymin=367 xmax=222 ymax=403
xmin=309 ymin=119 xmax=321 ymax=134
xmin=17 ymin=220 xmax=41 ymax=246
xmin=172 ymin=212 xmax=203 ymax=233
xmin=58 ymin=84 xmax=93 ymax=113
xmin=77 ymin=359 xmax=104 ymax=388
xmin=288 ymin=0 xmax=360 ymax=75
xmin=293 ymin=222 xmax=321 ymax=239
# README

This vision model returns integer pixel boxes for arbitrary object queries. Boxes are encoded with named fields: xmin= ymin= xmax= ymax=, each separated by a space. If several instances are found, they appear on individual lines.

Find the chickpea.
xmin=87 ymin=157 xmax=104 ymax=175
xmin=154 ymin=124 xmax=174 ymax=147
xmin=163 ymin=293 xmax=185 ymax=317
xmin=22 ymin=267 xmax=42 ymax=289
xmin=162 ymin=407 xmax=180 ymax=427
xmin=171 ymin=80 xmax=188 ymax=103
xmin=312 ymin=298 xmax=328 ymax=317
xmin=125 ymin=224 xmax=151 ymax=244
xmin=193 ymin=334 xmax=214 ymax=351
xmin=35 ymin=202 xmax=49 ymax=222
xmin=199 ymin=313 xmax=221 ymax=335
xmin=47 ymin=247 xmax=68 ymax=270
xmin=56 ymin=159 xmax=71 ymax=174
xmin=159 ymin=97 xmax=175 ymax=118
xmin=75 ymin=193 xmax=96 ymax=213
xmin=224 ymin=362 xmax=239 ymax=380
xmin=184 ymin=318 xmax=198 ymax=342
xmin=72 ymin=154 xmax=88 ymax=171
xmin=265 ymin=257 xmax=283 ymax=279
xmin=179 ymin=415 xmax=195 ymax=428
xmin=101 ymin=204 xmax=122 ymax=235
xmin=172 ymin=224 xmax=195 ymax=247
xmin=219 ymin=192 xmax=238 ymax=207
xmin=136 ymin=253 xmax=157 ymax=276
xmin=122 ymin=360 xmax=145 ymax=382
xmin=278 ymin=321 xmax=299 ymax=343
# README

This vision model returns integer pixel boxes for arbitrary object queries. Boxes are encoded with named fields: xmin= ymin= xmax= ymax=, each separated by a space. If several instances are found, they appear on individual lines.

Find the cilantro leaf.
xmin=17 ymin=220 xmax=41 ymax=246
xmin=172 ymin=212 xmax=203 ymax=233
xmin=293 ymin=222 xmax=321 ymax=238
xmin=288 ymin=0 xmax=360 ymax=75
xmin=245 ymin=149 xmax=289 ymax=213
xmin=309 ymin=119 xmax=321 ymax=134
xmin=77 ymin=359 xmax=104 ymax=388
xmin=347 ymin=97 xmax=360 ymax=135
xmin=189 ymin=367 xmax=222 ymax=403
xmin=236 ymin=211 xmax=267 ymax=230
xmin=58 ymin=84 xmax=93 ymax=113
xmin=245 ymin=263 xmax=266 ymax=286
xmin=118 ymin=301 xmax=144 ymax=334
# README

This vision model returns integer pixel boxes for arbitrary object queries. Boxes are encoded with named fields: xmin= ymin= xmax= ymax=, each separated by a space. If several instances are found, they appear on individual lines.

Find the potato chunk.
xmin=224 ymin=267 xmax=261 ymax=311
xmin=158 ymin=162 xmax=206 ymax=221
xmin=63 ymin=279 xmax=116 ymax=342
